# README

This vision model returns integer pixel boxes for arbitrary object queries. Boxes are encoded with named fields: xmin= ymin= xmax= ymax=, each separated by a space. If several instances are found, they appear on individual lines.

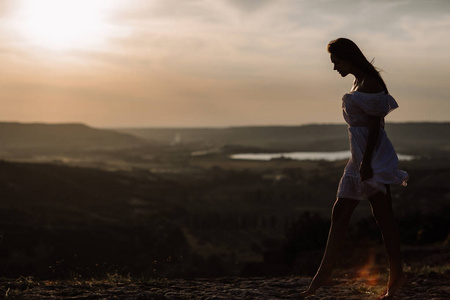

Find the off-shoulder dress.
xmin=337 ymin=91 xmax=409 ymax=201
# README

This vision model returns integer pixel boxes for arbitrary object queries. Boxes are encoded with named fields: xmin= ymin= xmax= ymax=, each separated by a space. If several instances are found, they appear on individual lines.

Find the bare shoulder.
xmin=357 ymin=76 xmax=385 ymax=93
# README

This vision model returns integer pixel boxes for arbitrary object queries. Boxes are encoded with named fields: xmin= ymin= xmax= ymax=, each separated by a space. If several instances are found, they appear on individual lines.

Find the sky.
xmin=0 ymin=0 xmax=449 ymax=128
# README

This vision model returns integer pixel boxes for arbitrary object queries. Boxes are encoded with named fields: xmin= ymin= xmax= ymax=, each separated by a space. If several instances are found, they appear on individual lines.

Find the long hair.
xmin=327 ymin=38 xmax=388 ymax=94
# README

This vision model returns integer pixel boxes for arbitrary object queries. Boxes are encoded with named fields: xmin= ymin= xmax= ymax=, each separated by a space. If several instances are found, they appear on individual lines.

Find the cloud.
xmin=0 ymin=0 xmax=449 ymax=126
xmin=109 ymin=0 xmax=226 ymax=26
xmin=224 ymin=0 xmax=274 ymax=13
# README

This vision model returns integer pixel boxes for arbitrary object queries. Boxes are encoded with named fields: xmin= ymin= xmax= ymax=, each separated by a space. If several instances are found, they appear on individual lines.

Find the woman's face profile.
xmin=330 ymin=53 xmax=352 ymax=77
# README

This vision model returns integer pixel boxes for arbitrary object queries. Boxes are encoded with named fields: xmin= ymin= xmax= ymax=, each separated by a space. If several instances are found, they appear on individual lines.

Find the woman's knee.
xmin=369 ymin=191 xmax=395 ymax=221
xmin=331 ymin=198 xmax=359 ymax=224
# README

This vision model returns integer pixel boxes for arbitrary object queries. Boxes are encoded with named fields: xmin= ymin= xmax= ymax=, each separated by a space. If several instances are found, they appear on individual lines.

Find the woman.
xmin=300 ymin=38 xmax=408 ymax=299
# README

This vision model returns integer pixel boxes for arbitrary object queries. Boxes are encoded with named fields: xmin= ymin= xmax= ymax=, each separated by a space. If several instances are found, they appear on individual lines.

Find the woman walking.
xmin=300 ymin=38 xmax=408 ymax=299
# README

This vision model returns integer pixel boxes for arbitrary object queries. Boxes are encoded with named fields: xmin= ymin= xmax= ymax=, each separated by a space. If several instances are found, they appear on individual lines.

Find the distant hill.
xmin=1 ymin=122 xmax=447 ymax=157
xmin=385 ymin=122 xmax=450 ymax=154
xmin=0 ymin=122 xmax=144 ymax=153
xmin=117 ymin=122 xmax=450 ymax=154
xmin=117 ymin=125 xmax=350 ymax=151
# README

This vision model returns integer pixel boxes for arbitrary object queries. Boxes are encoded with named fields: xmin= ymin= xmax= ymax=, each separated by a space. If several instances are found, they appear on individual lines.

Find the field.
xmin=0 ymin=122 xmax=448 ymax=298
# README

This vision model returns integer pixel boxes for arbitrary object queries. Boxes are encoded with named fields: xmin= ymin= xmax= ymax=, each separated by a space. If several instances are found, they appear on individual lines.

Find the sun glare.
xmin=15 ymin=0 xmax=112 ymax=50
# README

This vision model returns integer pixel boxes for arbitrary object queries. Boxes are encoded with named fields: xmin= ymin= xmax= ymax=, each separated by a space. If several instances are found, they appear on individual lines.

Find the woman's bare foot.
xmin=379 ymin=274 xmax=407 ymax=299
xmin=300 ymin=274 xmax=334 ymax=297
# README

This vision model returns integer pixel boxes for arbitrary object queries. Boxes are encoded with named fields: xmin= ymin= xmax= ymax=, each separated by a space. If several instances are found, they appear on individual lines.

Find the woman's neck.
xmin=351 ymin=68 xmax=367 ymax=91
xmin=353 ymin=68 xmax=366 ymax=83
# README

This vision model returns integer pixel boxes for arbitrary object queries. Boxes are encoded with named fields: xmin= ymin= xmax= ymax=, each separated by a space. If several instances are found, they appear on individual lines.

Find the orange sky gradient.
xmin=0 ymin=0 xmax=449 ymax=128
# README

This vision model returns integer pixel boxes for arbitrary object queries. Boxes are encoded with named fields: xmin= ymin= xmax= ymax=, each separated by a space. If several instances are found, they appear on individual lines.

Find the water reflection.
xmin=230 ymin=151 xmax=415 ymax=161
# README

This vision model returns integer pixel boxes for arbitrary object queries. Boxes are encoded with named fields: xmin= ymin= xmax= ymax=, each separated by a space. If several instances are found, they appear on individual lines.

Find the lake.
xmin=230 ymin=151 xmax=415 ymax=161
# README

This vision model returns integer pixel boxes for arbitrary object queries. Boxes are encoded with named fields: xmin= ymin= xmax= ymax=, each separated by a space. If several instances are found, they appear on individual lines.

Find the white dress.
xmin=337 ymin=91 xmax=408 ymax=201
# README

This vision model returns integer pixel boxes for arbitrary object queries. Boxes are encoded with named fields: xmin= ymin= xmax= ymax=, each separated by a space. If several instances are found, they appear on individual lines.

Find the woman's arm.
xmin=360 ymin=115 xmax=381 ymax=181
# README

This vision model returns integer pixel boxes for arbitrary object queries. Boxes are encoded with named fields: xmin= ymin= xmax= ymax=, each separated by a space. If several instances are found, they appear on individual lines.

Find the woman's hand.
xmin=360 ymin=161 xmax=373 ymax=181
xmin=360 ymin=116 xmax=380 ymax=182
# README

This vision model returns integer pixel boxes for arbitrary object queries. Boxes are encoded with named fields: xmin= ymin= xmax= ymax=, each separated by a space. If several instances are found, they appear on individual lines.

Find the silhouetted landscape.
xmin=0 ymin=122 xmax=449 ymax=299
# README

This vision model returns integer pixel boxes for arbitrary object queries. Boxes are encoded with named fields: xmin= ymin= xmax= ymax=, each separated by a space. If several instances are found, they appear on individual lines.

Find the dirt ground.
xmin=1 ymin=273 xmax=449 ymax=300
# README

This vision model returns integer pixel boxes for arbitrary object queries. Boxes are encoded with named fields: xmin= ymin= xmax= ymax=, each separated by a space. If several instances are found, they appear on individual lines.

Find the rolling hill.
xmin=0 ymin=122 xmax=448 ymax=157
xmin=117 ymin=122 xmax=450 ymax=154
xmin=0 ymin=122 xmax=144 ymax=154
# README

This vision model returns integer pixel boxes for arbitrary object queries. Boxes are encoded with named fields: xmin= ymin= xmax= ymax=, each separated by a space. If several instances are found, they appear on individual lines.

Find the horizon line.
xmin=1 ymin=120 xmax=450 ymax=130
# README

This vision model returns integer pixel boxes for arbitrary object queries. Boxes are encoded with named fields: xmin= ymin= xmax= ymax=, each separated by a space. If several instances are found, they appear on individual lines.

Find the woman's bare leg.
xmin=300 ymin=197 xmax=359 ymax=296
xmin=368 ymin=186 xmax=407 ymax=299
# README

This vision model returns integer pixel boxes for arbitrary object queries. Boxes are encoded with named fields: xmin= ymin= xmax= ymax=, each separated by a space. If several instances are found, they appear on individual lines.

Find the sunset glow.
xmin=14 ymin=0 xmax=112 ymax=50
xmin=0 ymin=0 xmax=449 ymax=127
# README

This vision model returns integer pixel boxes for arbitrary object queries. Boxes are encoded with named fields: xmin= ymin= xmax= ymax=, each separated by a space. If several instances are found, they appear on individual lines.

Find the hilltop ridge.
xmin=0 ymin=122 xmax=144 ymax=153
xmin=117 ymin=122 xmax=450 ymax=154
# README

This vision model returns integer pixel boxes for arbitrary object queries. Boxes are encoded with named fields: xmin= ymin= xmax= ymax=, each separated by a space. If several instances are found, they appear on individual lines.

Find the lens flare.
xmin=356 ymin=247 xmax=379 ymax=286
